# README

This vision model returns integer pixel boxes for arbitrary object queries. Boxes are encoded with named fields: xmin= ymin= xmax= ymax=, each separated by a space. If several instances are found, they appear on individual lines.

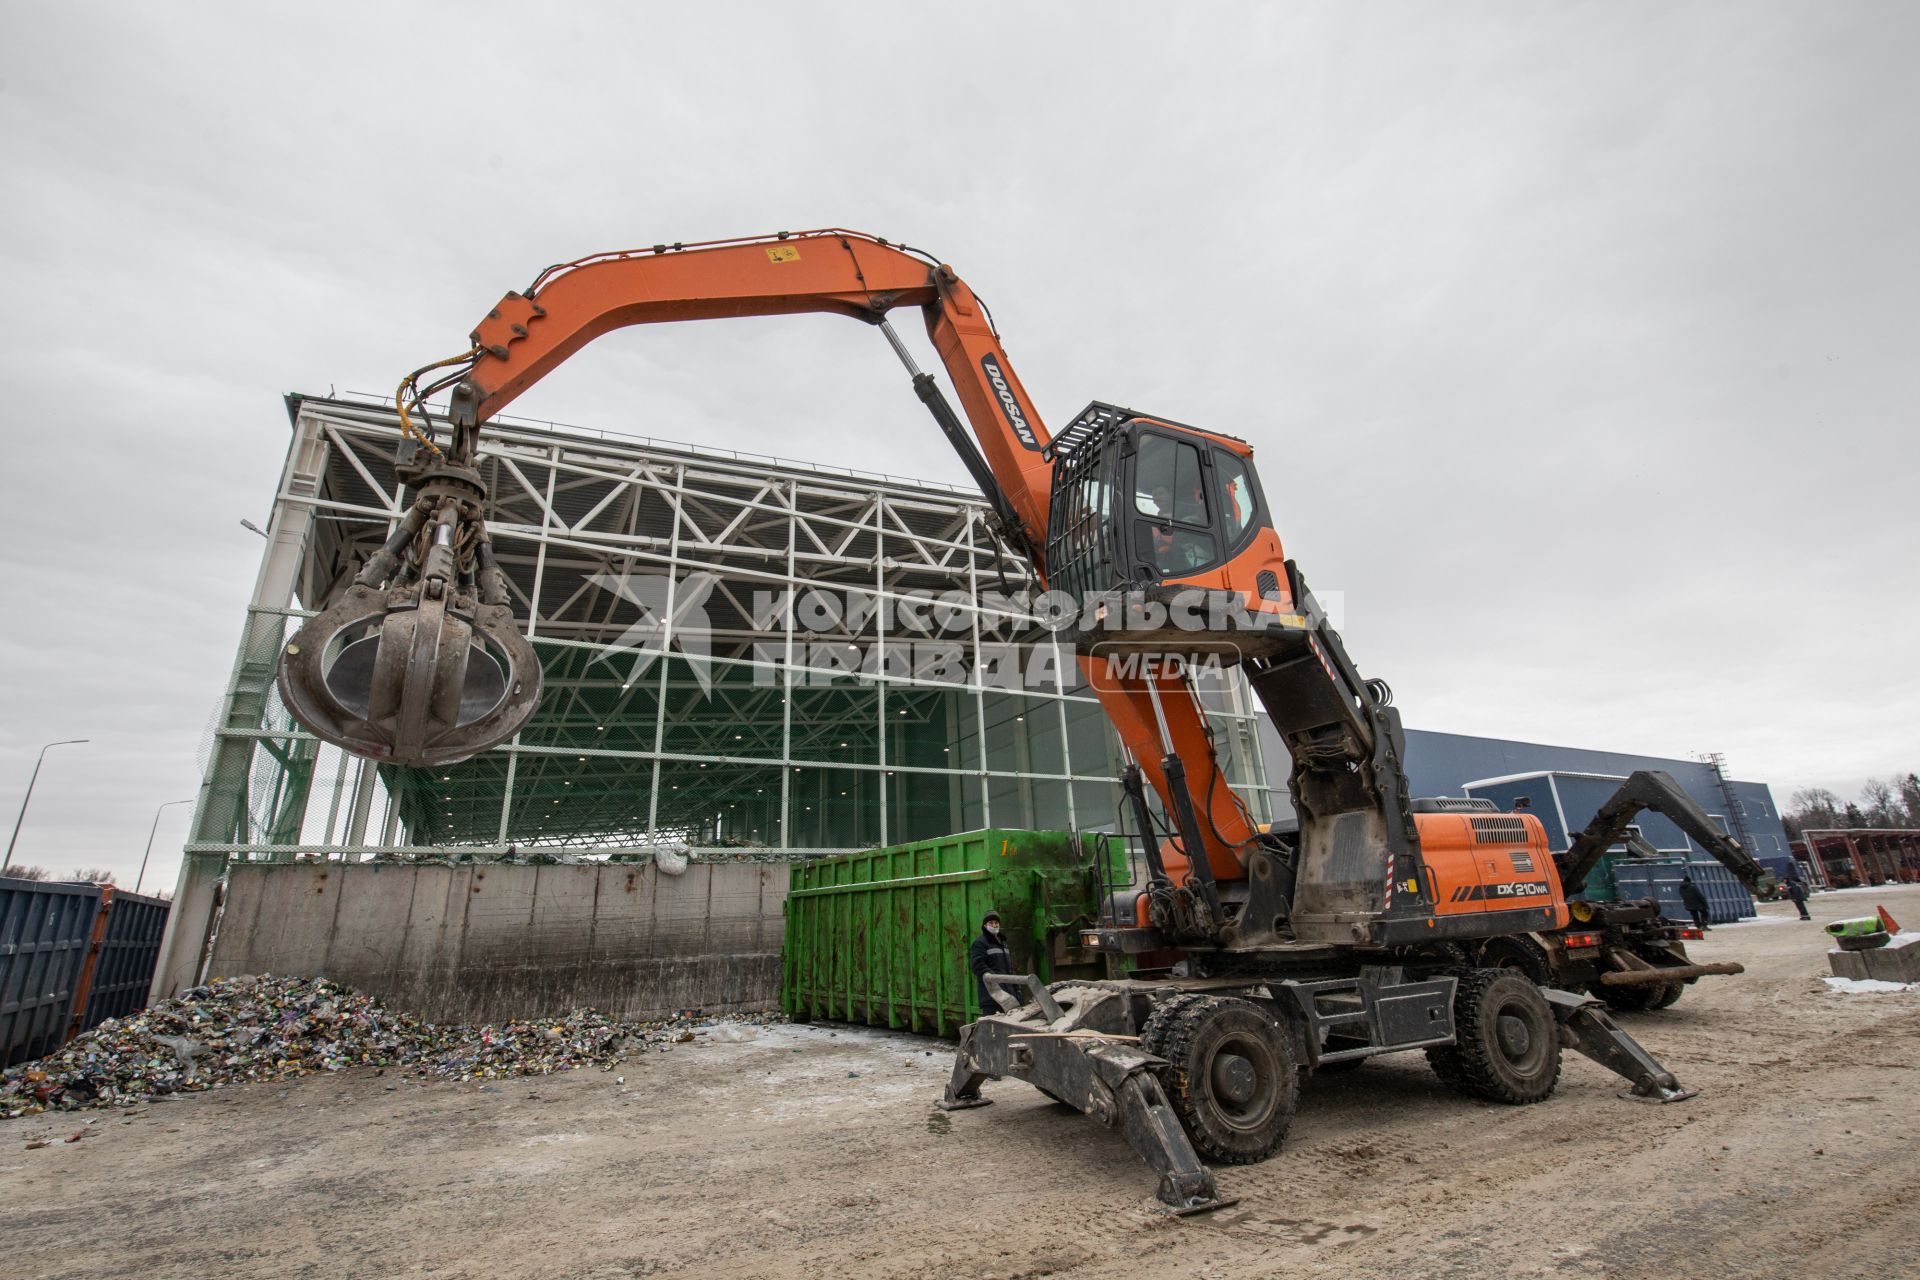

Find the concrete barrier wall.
xmin=207 ymin=862 xmax=787 ymax=1024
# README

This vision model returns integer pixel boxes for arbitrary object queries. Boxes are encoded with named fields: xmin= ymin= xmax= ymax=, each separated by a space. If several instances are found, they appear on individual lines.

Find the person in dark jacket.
xmin=968 ymin=911 xmax=1014 ymax=1018
xmin=1680 ymin=876 xmax=1711 ymax=932
xmin=1784 ymin=873 xmax=1813 ymax=921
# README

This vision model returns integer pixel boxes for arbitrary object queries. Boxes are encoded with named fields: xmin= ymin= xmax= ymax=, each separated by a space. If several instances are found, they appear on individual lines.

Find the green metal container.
xmin=780 ymin=828 xmax=1124 ymax=1037
xmin=1578 ymin=852 xmax=1619 ymax=902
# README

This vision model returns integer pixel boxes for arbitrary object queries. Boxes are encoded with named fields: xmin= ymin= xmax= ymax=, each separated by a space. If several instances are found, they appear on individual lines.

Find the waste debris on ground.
xmin=1 ymin=974 xmax=785 ymax=1118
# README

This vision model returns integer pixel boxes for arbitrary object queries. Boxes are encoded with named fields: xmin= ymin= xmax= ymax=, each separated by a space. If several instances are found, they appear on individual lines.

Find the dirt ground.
xmin=5 ymin=887 xmax=1917 ymax=1280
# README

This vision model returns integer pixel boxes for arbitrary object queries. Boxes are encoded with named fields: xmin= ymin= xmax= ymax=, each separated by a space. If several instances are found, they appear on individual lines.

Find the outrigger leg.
xmin=1542 ymin=988 xmax=1697 ymax=1103
xmin=938 ymin=975 xmax=1234 ymax=1214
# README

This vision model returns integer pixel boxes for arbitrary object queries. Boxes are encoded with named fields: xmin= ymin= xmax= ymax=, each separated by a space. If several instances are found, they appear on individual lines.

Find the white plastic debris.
xmin=150 ymin=1036 xmax=210 ymax=1075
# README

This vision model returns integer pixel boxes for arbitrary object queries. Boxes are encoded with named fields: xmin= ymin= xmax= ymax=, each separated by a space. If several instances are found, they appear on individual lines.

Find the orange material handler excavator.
xmin=277 ymin=229 xmax=1707 ymax=1213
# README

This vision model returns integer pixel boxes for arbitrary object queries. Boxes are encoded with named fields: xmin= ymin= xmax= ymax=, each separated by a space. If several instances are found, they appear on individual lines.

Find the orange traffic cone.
xmin=1878 ymin=905 xmax=1902 ymax=935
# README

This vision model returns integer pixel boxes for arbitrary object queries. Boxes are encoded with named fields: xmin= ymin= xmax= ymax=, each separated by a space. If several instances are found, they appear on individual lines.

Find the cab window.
xmin=1133 ymin=434 xmax=1208 ymax=526
xmin=1214 ymin=450 xmax=1256 ymax=546
xmin=1139 ymin=525 xmax=1218 ymax=577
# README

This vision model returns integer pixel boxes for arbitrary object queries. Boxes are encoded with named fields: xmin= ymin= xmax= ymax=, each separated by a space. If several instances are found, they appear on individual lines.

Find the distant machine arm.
xmin=1557 ymin=770 xmax=1769 ymax=896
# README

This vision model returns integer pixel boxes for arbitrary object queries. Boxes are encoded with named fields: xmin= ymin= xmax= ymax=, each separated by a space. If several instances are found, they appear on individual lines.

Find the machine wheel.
xmin=1141 ymin=995 xmax=1298 ymax=1164
xmin=1651 ymin=982 xmax=1685 ymax=1010
xmin=1592 ymin=980 xmax=1662 ymax=1013
xmin=1426 ymin=969 xmax=1561 ymax=1105
xmin=1478 ymin=935 xmax=1553 ymax=986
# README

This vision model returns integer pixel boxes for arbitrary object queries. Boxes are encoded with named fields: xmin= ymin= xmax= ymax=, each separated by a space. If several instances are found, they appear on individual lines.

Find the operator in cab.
xmin=1142 ymin=484 xmax=1214 ymax=576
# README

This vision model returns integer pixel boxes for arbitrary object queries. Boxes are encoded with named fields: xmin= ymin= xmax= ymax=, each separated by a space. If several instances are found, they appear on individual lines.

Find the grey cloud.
xmin=1 ymin=2 xmax=1913 ymax=889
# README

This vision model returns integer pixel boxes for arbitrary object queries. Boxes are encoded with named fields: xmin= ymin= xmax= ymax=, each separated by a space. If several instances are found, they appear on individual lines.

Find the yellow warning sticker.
xmin=765 ymin=245 xmax=801 ymax=263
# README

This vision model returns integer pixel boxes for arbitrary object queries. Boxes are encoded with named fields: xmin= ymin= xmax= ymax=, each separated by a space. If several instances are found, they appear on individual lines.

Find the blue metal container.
xmin=80 ymin=889 xmax=171 ymax=1030
xmin=0 ymin=878 xmax=103 ymax=1068
xmin=1609 ymin=859 xmax=1755 ymax=924
xmin=0 ymin=880 xmax=172 ymax=1067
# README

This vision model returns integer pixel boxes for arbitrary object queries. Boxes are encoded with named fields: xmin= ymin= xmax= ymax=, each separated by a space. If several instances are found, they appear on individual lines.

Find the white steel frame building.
xmin=155 ymin=395 xmax=1276 ymax=992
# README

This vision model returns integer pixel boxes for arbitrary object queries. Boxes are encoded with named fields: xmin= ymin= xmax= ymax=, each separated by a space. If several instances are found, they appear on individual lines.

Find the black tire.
xmin=1651 ymin=982 xmax=1684 ymax=1010
xmin=1426 ymin=969 xmax=1561 ymax=1105
xmin=1141 ymin=995 xmax=1298 ymax=1164
xmin=1593 ymin=980 xmax=1662 ymax=1013
xmin=1479 ymin=935 xmax=1553 ymax=986
xmin=1425 ymin=1039 xmax=1470 ymax=1092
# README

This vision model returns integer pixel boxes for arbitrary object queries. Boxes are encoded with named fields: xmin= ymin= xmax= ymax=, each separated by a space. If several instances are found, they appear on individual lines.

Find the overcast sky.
xmin=1 ymin=2 xmax=1914 ymax=891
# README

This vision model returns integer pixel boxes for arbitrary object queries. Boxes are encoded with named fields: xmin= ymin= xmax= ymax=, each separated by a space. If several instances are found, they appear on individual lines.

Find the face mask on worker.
xmin=987 ymin=922 xmax=1001 ymax=936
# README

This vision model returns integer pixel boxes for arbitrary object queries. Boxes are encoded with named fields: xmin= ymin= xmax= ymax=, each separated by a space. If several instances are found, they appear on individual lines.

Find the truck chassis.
xmin=942 ymin=963 xmax=1691 ymax=1212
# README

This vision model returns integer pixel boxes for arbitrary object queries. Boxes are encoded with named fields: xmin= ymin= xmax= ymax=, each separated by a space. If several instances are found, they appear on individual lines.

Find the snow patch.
xmin=746 ymin=1022 xmax=933 ymax=1052
xmin=1823 ymin=977 xmax=1919 ymax=995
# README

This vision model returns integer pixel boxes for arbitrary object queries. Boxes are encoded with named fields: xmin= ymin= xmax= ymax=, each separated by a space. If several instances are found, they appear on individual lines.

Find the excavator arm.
xmin=448 ymin=232 xmax=1054 ymax=559
xmin=278 ymin=229 xmax=1265 ymax=890
xmin=1557 ymin=770 xmax=1769 ymax=896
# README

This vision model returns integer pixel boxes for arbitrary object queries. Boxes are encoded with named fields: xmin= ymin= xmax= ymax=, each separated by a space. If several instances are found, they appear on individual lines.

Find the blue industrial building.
xmin=1256 ymin=725 xmax=1795 ymax=879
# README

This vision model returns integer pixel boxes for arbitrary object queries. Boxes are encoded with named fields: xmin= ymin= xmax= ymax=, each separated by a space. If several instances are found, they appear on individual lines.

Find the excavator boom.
xmin=452 ymin=232 xmax=1053 ymax=556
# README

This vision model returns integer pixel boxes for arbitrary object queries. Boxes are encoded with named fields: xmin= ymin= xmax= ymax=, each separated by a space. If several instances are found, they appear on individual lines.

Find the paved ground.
xmin=5 ymin=886 xmax=1917 ymax=1280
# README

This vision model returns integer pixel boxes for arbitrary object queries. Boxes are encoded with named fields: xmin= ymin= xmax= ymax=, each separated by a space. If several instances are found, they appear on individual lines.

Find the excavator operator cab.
xmin=1043 ymin=403 xmax=1282 ymax=656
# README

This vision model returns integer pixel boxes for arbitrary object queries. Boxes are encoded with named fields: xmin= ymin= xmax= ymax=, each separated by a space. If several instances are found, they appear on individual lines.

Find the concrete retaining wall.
xmin=207 ymin=862 xmax=787 ymax=1024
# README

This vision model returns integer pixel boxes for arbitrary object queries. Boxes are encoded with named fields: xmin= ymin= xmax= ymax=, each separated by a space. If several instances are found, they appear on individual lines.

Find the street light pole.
xmin=3 ymin=738 xmax=90 ymax=875
xmin=136 ymin=798 xmax=195 ymax=895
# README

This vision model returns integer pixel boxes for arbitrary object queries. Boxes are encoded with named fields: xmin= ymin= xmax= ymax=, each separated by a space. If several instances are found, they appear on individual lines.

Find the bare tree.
xmin=1786 ymin=787 xmax=1843 ymax=836
xmin=65 ymin=867 xmax=117 ymax=885
xmin=1755 ymin=776 xmax=1919 ymax=837
xmin=1900 ymin=773 xmax=1920 ymax=826
xmin=1790 ymin=786 xmax=1841 ymax=815
xmin=3 ymin=864 xmax=52 ymax=881
xmin=1861 ymin=778 xmax=1900 ymax=828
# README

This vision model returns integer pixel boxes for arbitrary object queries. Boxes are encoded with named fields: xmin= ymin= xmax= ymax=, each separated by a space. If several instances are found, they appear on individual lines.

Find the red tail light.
xmin=1679 ymin=926 xmax=1704 ymax=940
xmin=1562 ymin=932 xmax=1600 ymax=949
